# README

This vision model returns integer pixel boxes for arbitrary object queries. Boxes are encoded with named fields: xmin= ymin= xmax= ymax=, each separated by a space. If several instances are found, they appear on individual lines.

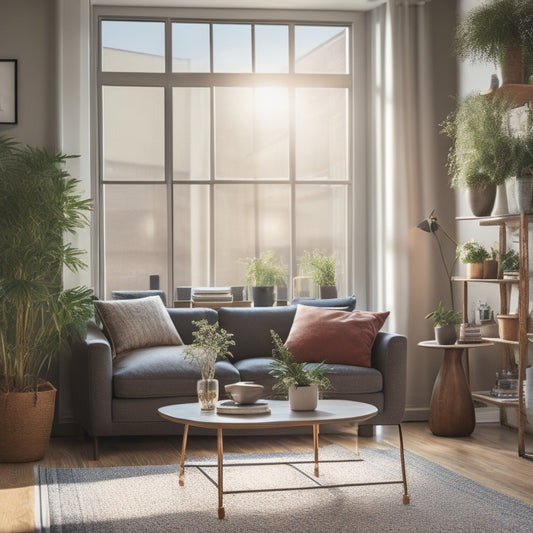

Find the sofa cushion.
xmin=218 ymin=306 xmax=297 ymax=361
xmin=95 ymin=296 xmax=182 ymax=356
xmin=113 ymin=345 xmax=240 ymax=399
xmin=285 ymin=305 xmax=389 ymax=368
xmin=291 ymin=295 xmax=356 ymax=311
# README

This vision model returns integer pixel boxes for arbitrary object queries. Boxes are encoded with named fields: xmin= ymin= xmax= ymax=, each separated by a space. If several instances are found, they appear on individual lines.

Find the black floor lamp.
xmin=416 ymin=209 xmax=458 ymax=310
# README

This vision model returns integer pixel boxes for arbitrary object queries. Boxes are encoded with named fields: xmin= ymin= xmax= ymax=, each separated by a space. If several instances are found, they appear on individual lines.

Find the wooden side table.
xmin=418 ymin=340 xmax=493 ymax=437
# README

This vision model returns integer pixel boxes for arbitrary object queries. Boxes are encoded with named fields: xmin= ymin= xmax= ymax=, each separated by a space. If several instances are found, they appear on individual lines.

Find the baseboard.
xmin=403 ymin=407 xmax=429 ymax=422
xmin=475 ymin=406 xmax=500 ymax=423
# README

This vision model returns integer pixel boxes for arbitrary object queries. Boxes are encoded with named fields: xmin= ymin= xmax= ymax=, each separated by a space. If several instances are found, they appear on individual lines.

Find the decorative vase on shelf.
xmin=288 ymin=384 xmax=319 ymax=411
xmin=515 ymin=175 xmax=533 ymax=214
xmin=466 ymin=185 xmax=496 ymax=217
xmin=197 ymin=378 xmax=219 ymax=410
xmin=466 ymin=263 xmax=484 ymax=279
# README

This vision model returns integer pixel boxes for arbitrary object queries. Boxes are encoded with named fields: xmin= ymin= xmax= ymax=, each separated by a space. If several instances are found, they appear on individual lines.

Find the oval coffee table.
xmin=158 ymin=399 xmax=409 ymax=518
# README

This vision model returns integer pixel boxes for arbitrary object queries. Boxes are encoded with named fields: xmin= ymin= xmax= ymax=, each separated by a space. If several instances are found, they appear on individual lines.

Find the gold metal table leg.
xmin=398 ymin=424 xmax=410 ymax=504
xmin=217 ymin=427 xmax=225 ymax=519
xmin=179 ymin=424 xmax=189 ymax=486
xmin=313 ymin=424 xmax=320 ymax=477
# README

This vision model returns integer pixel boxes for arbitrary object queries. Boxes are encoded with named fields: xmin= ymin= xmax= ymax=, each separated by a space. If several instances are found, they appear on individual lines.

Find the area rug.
xmin=35 ymin=445 xmax=533 ymax=532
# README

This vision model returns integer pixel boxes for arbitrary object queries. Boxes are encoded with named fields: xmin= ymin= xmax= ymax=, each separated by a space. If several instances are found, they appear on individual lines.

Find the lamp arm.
xmin=433 ymin=231 xmax=455 ymax=310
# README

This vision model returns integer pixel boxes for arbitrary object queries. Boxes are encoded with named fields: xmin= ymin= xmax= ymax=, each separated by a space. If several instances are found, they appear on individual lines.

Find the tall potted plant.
xmin=512 ymin=104 xmax=533 ymax=213
xmin=0 ymin=137 xmax=94 ymax=462
xmin=455 ymin=0 xmax=533 ymax=84
xmin=298 ymin=249 xmax=337 ymax=299
xmin=441 ymin=93 xmax=515 ymax=216
xmin=244 ymin=250 xmax=287 ymax=307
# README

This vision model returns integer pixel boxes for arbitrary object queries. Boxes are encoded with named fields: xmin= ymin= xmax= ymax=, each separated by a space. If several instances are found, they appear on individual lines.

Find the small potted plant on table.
xmin=269 ymin=330 xmax=330 ymax=411
xmin=298 ymin=249 xmax=337 ymax=299
xmin=425 ymin=301 xmax=463 ymax=345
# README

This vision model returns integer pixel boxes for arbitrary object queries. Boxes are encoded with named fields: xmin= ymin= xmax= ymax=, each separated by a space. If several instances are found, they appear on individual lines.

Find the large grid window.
xmin=98 ymin=17 xmax=353 ymax=300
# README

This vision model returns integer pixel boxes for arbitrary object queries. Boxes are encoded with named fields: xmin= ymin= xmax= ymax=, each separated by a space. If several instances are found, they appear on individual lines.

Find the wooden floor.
xmin=1 ymin=421 xmax=532 ymax=532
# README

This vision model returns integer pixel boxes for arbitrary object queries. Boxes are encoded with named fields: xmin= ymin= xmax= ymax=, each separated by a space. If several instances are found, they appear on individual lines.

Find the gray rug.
xmin=35 ymin=445 xmax=533 ymax=532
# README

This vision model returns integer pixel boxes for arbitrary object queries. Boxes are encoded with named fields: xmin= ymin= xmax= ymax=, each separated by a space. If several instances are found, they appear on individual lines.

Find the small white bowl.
xmin=225 ymin=381 xmax=264 ymax=404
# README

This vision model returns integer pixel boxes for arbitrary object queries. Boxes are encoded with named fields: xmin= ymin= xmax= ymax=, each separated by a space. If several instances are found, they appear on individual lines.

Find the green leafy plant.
xmin=455 ymin=0 xmax=533 ymax=82
xmin=243 ymin=250 xmax=287 ymax=287
xmin=489 ymin=243 xmax=499 ymax=261
xmin=269 ymin=330 xmax=330 ymax=395
xmin=182 ymin=319 xmax=235 ymax=379
xmin=425 ymin=301 xmax=463 ymax=328
xmin=456 ymin=239 xmax=490 ymax=264
xmin=0 ymin=136 xmax=94 ymax=393
xmin=298 ymin=250 xmax=336 ymax=287
xmin=441 ymin=93 xmax=515 ymax=190
xmin=499 ymin=249 xmax=519 ymax=273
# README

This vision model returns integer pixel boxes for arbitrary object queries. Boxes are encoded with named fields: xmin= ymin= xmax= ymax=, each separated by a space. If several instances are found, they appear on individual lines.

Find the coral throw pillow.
xmin=94 ymin=295 xmax=182 ymax=356
xmin=284 ymin=304 xmax=390 ymax=367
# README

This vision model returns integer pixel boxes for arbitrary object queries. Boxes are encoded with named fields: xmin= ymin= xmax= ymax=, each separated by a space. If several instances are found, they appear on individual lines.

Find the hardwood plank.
xmin=0 ymin=422 xmax=532 ymax=533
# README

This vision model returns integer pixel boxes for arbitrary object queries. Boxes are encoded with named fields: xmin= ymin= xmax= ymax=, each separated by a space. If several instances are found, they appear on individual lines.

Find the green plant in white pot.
xmin=457 ymin=239 xmax=490 ymax=279
xmin=0 ymin=136 xmax=94 ymax=462
xmin=425 ymin=301 xmax=463 ymax=345
xmin=441 ymin=93 xmax=515 ymax=216
xmin=244 ymin=250 xmax=287 ymax=307
xmin=455 ymin=0 xmax=533 ymax=84
xmin=269 ymin=330 xmax=330 ymax=411
xmin=511 ymin=104 xmax=533 ymax=214
xmin=298 ymin=249 xmax=337 ymax=299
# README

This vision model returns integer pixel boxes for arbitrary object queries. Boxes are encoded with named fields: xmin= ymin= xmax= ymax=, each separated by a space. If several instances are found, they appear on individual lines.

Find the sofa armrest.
xmin=371 ymin=331 xmax=407 ymax=425
xmin=71 ymin=321 xmax=114 ymax=436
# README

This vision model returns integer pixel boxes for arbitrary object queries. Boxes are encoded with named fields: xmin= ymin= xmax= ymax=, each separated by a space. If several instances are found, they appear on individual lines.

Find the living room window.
xmin=97 ymin=14 xmax=357 ymax=300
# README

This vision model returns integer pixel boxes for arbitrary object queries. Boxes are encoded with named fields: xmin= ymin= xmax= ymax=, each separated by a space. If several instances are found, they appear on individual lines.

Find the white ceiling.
xmin=92 ymin=0 xmax=385 ymax=11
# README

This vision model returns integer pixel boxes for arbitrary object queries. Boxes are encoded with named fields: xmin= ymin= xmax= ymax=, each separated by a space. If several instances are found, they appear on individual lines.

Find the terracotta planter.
xmin=466 ymin=263 xmax=484 ymax=279
xmin=501 ymin=43 xmax=524 ymax=85
xmin=0 ymin=382 xmax=56 ymax=463
xmin=483 ymin=259 xmax=499 ymax=279
xmin=497 ymin=314 xmax=519 ymax=342
xmin=289 ymin=384 xmax=318 ymax=411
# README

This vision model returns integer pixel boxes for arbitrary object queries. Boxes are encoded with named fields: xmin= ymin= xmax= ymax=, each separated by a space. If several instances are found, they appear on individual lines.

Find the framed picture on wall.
xmin=0 ymin=59 xmax=17 ymax=124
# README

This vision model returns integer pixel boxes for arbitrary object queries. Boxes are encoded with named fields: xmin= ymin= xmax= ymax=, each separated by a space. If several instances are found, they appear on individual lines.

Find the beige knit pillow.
xmin=94 ymin=296 xmax=182 ymax=356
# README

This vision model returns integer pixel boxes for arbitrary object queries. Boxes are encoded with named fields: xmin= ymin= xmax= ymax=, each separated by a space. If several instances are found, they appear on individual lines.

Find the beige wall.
xmin=0 ymin=0 xmax=58 ymax=148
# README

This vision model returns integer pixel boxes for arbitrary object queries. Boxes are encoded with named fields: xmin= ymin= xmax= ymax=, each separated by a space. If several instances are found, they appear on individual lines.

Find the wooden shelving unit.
xmin=455 ymin=214 xmax=531 ymax=458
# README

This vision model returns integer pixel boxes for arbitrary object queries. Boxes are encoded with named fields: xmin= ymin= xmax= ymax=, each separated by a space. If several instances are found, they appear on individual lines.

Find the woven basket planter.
xmin=0 ymin=381 xmax=56 ymax=462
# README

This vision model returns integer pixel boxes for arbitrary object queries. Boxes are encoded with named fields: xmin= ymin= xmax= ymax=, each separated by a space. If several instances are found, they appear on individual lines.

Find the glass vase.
xmin=197 ymin=378 xmax=219 ymax=410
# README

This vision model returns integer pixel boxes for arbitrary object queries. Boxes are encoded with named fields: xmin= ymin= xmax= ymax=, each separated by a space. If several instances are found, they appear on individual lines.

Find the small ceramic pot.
xmin=434 ymin=325 xmax=457 ymax=345
xmin=225 ymin=382 xmax=264 ymax=404
xmin=289 ymin=384 xmax=318 ymax=411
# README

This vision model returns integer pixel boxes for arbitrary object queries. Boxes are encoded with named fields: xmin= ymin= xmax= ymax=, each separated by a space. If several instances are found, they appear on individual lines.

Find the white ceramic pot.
xmin=288 ymin=384 xmax=318 ymax=411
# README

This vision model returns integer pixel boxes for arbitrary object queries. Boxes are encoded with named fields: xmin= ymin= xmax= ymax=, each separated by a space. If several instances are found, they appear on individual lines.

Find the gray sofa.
xmin=72 ymin=305 xmax=407 ymax=456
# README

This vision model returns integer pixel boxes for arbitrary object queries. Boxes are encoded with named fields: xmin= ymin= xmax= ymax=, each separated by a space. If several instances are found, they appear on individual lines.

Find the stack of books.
xmin=458 ymin=323 xmax=483 ymax=343
xmin=192 ymin=287 xmax=233 ymax=303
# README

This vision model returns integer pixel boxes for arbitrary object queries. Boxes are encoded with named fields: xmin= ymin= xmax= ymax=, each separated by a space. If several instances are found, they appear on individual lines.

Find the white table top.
xmin=158 ymin=399 xmax=378 ymax=430
xmin=418 ymin=340 xmax=494 ymax=349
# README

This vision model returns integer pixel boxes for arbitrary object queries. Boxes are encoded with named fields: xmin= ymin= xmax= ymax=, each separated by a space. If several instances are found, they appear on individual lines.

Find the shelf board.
xmin=456 ymin=214 xmax=533 ymax=226
xmin=472 ymin=390 xmax=518 ymax=408
xmin=451 ymin=276 xmax=518 ymax=284
xmin=482 ymin=83 xmax=533 ymax=108
xmin=482 ymin=334 xmax=533 ymax=346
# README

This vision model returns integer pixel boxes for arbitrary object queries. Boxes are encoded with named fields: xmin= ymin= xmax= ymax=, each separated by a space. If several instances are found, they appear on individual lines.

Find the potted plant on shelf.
xmin=425 ymin=301 xmax=463 ymax=345
xmin=269 ymin=330 xmax=330 ymax=411
xmin=298 ymin=249 xmax=337 ymax=299
xmin=484 ymin=243 xmax=499 ymax=279
xmin=182 ymin=319 xmax=235 ymax=410
xmin=0 ymin=137 xmax=94 ymax=462
xmin=511 ymin=104 xmax=533 ymax=214
xmin=441 ymin=93 xmax=515 ymax=216
xmin=455 ymin=0 xmax=533 ymax=85
xmin=456 ymin=239 xmax=490 ymax=279
xmin=244 ymin=250 xmax=287 ymax=307
xmin=499 ymin=248 xmax=519 ymax=278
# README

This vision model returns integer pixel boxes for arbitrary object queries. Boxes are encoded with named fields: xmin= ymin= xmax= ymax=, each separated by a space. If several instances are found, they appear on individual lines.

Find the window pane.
xmin=295 ymin=184 xmax=347 ymax=296
xmin=255 ymin=25 xmax=288 ymax=73
xmin=173 ymin=185 xmax=210 ymax=287
xmin=295 ymin=25 xmax=348 ymax=74
xmin=172 ymin=23 xmax=210 ymax=72
xmin=103 ymin=184 xmax=168 ymax=299
xmin=101 ymin=20 xmax=165 ymax=73
xmin=213 ymin=24 xmax=252 ymax=73
xmin=102 ymin=86 xmax=165 ymax=181
xmin=295 ymin=88 xmax=348 ymax=180
xmin=173 ymin=88 xmax=210 ymax=180
xmin=214 ymin=184 xmax=290 ymax=287
xmin=214 ymin=87 xmax=289 ymax=179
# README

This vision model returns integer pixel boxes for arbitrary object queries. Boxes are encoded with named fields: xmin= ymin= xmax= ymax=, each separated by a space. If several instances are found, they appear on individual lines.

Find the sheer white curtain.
xmin=368 ymin=0 xmax=438 ymax=336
